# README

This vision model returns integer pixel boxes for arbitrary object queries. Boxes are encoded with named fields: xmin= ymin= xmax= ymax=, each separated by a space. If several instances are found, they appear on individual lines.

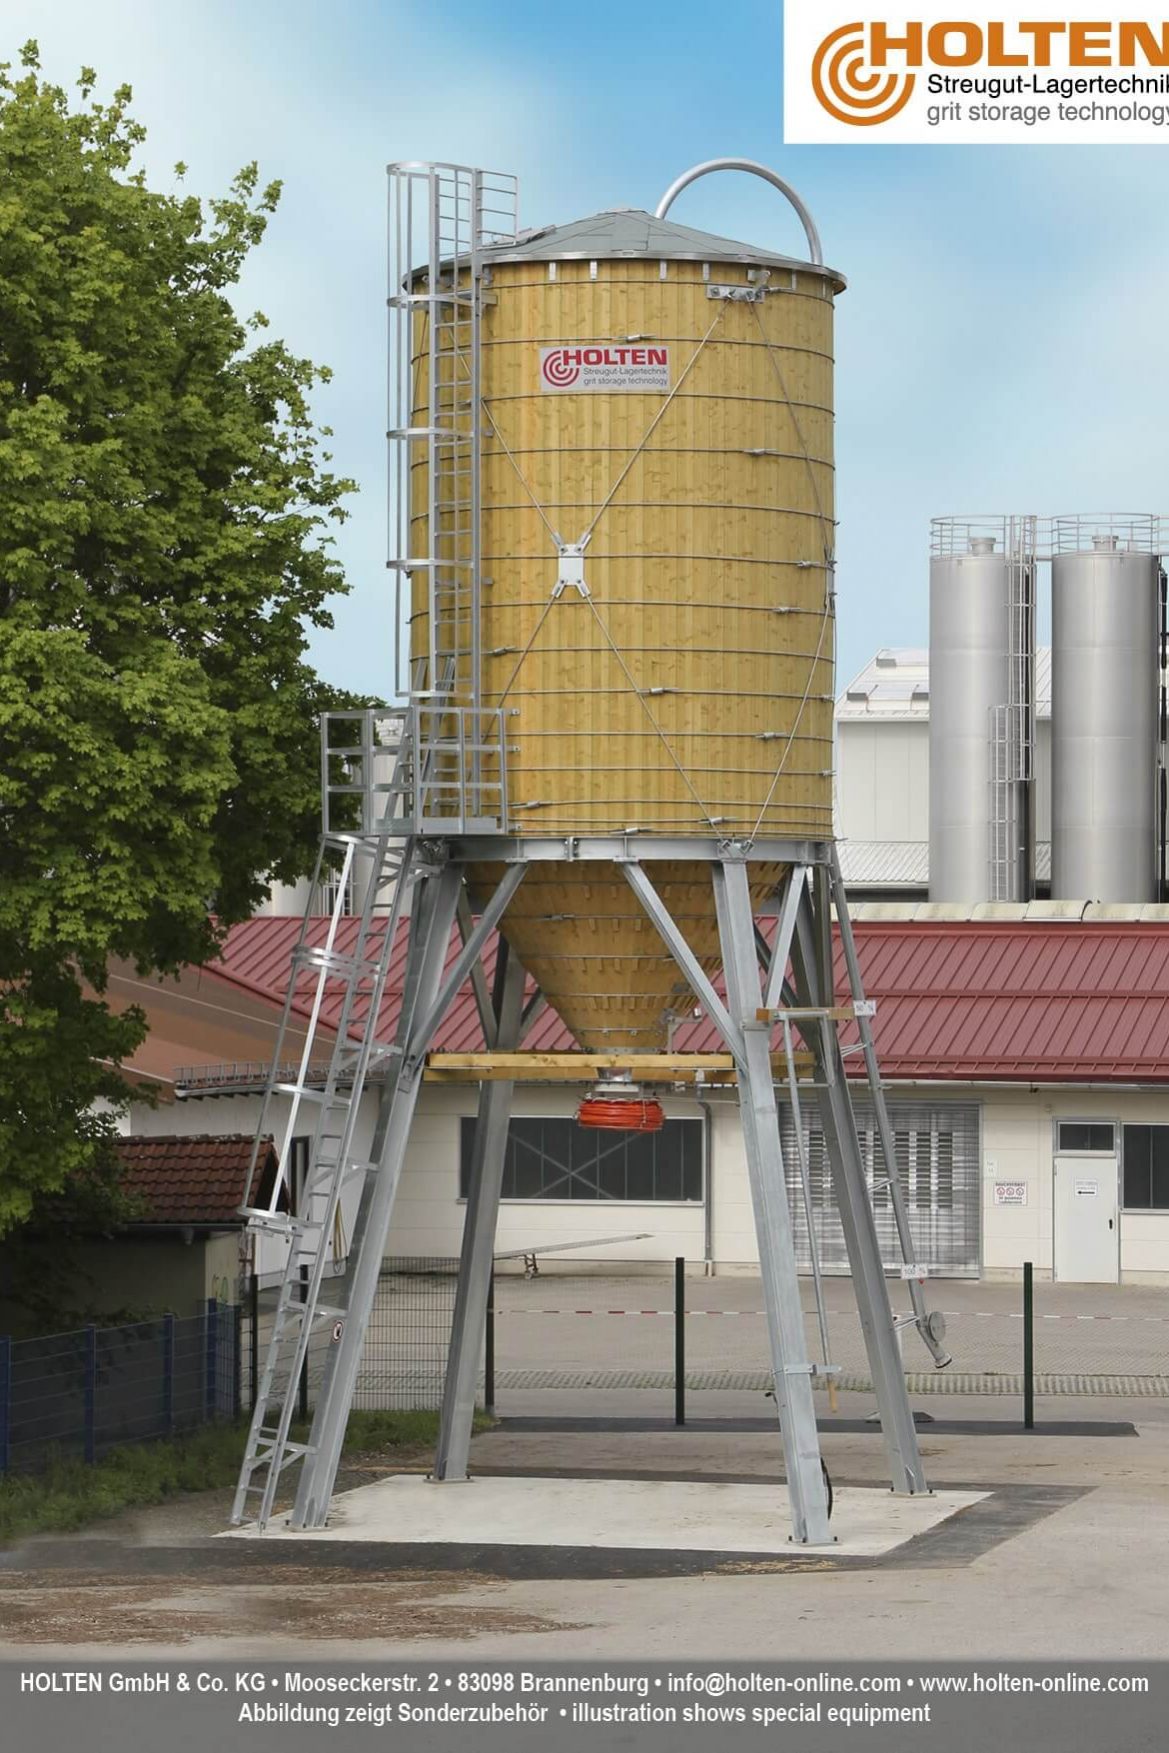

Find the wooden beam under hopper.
xmin=423 ymin=1051 xmax=814 ymax=1084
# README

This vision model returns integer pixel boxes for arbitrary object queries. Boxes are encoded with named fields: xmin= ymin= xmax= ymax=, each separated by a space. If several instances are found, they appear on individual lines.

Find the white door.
xmin=1054 ymin=1155 xmax=1119 ymax=1282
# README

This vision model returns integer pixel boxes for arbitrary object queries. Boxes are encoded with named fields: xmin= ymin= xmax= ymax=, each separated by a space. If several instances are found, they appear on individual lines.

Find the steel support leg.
xmin=790 ymin=873 xmax=928 ymax=1496
xmin=712 ymin=859 xmax=832 ymax=1545
xmin=290 ymin=863 xmax=464 ymax=1528
xmin=433 ymin=939 xmax=525 ymax=1480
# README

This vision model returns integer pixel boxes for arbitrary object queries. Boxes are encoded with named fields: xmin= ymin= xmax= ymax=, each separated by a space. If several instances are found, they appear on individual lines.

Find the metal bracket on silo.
xmin=552 ymin=539 xmax=590 ymax=599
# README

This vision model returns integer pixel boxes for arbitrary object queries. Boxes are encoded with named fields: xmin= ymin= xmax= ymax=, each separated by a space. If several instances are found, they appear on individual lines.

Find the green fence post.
xmin=675 ymin=1257 xmax=686 ymax=1428
xmin=233 ymin=1303 xmax=243 ymax=1421
xmin=162 ymin=1313 xmax=176 ymax=1437
xmin=205 ymin=1298 xmax=218 ymax=1422
xmin=1023 ymin=1260 xmax=1035 ymax=1431
xmin=0 ymin=1334 xmax=11 ymax=1473
xmin=83 ymin=1325 xmax=97 ymax=1464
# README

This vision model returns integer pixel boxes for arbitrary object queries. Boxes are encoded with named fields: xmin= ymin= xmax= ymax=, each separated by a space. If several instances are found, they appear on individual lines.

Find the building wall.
xmin=131 ymin=1083 xmax=709 ymax=1277
xmin=836 ymin=719 xmax=929 ymax=844
xmin=126 ymin=1080 xmax=1169 ymax=1284
xmin=955 ymin=1084 xmax=1169 ymax=1284
xmin=51 ymin=1232 xmax=242 ymax=1321
xmin=834 ymin=706 xmax=1052 ymax=868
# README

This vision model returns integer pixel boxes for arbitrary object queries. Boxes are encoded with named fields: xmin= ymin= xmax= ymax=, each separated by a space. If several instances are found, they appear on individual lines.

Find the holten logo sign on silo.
xmin=539 ymin=345 xmax=671 ymax=392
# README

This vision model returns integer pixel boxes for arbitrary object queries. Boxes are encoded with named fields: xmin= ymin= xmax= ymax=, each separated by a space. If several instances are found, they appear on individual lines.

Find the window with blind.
xmin=459 ymin=1116 xmax=704 ymax=1202
xmin=1122 ymin=1125 xmax=1169 ymax=1210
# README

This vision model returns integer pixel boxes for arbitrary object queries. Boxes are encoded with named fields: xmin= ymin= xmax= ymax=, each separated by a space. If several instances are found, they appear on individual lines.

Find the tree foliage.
xmin=0 ymin=45 xmax=357 ymax=1232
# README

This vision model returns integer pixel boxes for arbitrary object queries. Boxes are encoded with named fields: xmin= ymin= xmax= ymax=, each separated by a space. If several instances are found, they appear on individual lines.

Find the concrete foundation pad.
xmin=225 ymin=1474 xmax=987 ymax=1558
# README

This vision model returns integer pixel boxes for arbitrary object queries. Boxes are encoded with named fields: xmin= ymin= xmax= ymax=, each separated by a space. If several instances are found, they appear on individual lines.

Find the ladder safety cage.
xmin=989 ymin=514 xmax=1037 ymax=902
xmin=387 ymin=164 xmax=519 ymax=710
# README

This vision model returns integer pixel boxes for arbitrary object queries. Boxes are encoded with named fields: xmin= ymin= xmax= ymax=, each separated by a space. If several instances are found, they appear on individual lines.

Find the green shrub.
xmin=0 ymin=1408 xmax=491 ymax=1544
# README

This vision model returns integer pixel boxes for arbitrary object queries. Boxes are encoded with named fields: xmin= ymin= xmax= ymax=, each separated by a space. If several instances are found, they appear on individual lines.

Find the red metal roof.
xmin=207 ymin=916 xmax=1169 ymax=1085
xmin=116 ymin=1134 xmax=276 ymax=1226
xmin=827 ymin=921 xmax=1169 ymax=1084
xmin=210 ymin=915 xmax=571 ymax=1054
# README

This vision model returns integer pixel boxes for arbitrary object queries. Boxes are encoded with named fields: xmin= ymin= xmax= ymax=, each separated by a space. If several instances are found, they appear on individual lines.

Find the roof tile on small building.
xmin=116 ymin=1134 xmax=275 ymax=1227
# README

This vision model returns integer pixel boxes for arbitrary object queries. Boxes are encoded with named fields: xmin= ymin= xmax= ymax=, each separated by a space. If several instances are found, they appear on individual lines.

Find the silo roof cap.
xmin=480 ymin=207 xmax=845 ymax=289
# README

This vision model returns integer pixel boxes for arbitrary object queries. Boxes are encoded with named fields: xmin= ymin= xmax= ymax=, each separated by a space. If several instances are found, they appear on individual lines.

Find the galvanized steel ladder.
xmin=232 ymin=814 xmax=417 ymax=1529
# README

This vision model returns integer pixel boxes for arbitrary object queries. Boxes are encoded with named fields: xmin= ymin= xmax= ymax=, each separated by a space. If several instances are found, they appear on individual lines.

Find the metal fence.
xmin=0 ymin=1301 xmax=240 ymax=1476
xmin=486 ymin=1267 xmax=1169 ymax=1401
xmin=241 ymin=1258 xmax=460 ymax=1417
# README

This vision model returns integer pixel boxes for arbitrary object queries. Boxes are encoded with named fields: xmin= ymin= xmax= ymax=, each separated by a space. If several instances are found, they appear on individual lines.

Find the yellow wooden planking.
xmin=412 ymin=252 xmax=839 ymax=1048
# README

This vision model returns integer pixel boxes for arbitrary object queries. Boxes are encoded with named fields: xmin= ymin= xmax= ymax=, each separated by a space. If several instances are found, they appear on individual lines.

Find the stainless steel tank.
xmin=929 ymin=521 xmax=1016 ymax=902
xmin=1050 ymin=519 xmax=1160 ymax=902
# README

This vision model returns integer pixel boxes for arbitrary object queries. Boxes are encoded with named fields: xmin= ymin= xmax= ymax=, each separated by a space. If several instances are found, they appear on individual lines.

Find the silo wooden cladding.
xmin=411 ymin=244 xmax=840 ymax=1049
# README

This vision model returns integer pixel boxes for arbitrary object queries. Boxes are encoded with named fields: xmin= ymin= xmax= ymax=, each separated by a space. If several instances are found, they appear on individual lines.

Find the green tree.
xmin=0 ymin=45 xmax=357 ymax=1233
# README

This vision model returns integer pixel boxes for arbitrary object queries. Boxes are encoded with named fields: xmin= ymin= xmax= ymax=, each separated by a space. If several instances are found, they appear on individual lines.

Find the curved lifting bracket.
xmin=654 ymin=158 xmax=824 ymax=268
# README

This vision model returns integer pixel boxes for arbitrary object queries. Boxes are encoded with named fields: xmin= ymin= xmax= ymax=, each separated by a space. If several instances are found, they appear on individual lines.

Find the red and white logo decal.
xmin=539 ymin=344 xmax=671 ymax=393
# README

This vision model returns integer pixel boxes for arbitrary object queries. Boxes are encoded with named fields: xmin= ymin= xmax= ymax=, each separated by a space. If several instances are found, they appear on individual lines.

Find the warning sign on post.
xmin=540 ymin=344 xmax=671 ymax=392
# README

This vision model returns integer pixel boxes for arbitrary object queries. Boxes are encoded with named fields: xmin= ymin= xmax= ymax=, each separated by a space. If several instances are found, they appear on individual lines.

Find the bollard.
xmin=675 ymin=1257 xmax=685 ymax=1427
xmin=1023 ymin=1260 xmax=1035 ymax=1431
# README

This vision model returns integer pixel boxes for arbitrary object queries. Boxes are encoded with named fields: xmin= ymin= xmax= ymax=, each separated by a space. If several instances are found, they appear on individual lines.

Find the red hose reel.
xmin=577 ymin=1079 xmax=665 ymax=1132
xmin=577 ymin=1095 xmax=665 ymax=1132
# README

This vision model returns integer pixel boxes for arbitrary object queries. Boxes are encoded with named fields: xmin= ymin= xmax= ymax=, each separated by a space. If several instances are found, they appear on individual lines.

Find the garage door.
xmin=779 ymin=1098 xmax=981 ymax=1278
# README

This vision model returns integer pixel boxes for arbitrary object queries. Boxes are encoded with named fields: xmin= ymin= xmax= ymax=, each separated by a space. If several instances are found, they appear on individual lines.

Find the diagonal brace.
xmin=621 ymin=861 xmax=743 ymax=1062
xmin=407 ymin=863 xmax=526 ymax=1065
xmin=764 ymin=863 xmax=808 ymax=1012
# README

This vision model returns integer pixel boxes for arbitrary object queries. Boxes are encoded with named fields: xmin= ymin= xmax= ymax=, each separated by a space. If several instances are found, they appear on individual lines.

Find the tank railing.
xmin=1050 ymin=513 xmax=1161 ymax=556
xmin=322 ymin=705 xmax=509 ymax=839
xmin=930 ymin=514 xmax=1013 ymax=558
xmin=934 ymin=513 xmax=1169 ymax=559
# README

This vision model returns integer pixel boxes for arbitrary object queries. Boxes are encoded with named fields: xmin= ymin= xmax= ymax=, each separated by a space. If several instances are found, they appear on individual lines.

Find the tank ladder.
xmin=231 ymin=826 xmax=418 ymax=1529
xmin=388 ymin=163 xmax=518 ymax=709
xmin=989 ymin=515 xmax=1037 ymax=900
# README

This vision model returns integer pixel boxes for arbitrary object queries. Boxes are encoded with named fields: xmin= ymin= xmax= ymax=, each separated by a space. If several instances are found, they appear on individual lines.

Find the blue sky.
xmin=8 ymin=0 xmax=1169 ymax=691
